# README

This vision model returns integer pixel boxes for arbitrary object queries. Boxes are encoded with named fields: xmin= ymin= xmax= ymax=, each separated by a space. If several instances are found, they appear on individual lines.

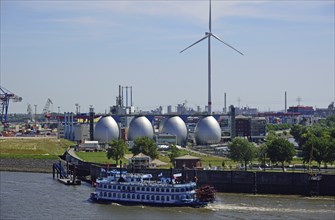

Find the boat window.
xmin=166 ymin=188 xmax=170 ymax=193
xmin=156 ymin=196 xmax=160 ymax=200
xmin=113 ymin=185 xmax=116 ymax=190
xmin=151 ymin=188 xmax=155 ymax=192
xmin=118 ymin=186 xmax=121 ymax=190
xmin=122 ymin=186 xmax=126 ymax=191
xmin=176 ymin=189 xmax=179 ymax=192
xmin=146 ymin=195 xmax=150 ymax=200
xmin=171 ymin=189 xmax=174 ymax=193
xmin=132 ymin=194 xmax=135 ymax=199
xmin=167 ymin=196 xmax=170 ymax=201
xmin=161 ymin=188 xmax=165 ymax=193
xmin=127 ymin=194 xmax=131 ymax=199
xmin=113 ymin=193 xmax=116 ymax=197
xmin=161 ymin=196 xmax=165 ymax=201
xmin=137 ymin=195 xmax=140 ymax=200
xmin=136 ymin=187 xmax=140 ymax=191
xmin=108 ymin=192 xmax=111 ymax=197
xmin=103 ymin=184 xmax=106 ymax=188
xmin=142 ymin=195 xmax=145 ymax=200
xmin=108 ymin=185 xmax=111 ymax=189
xmin=104 ymin=192 xmax=107 ymax=197
xmin=146 ymin=187 xmax=150 ymax=191
xmin=151 ymin=195 xmax=155 ymax=200
xmin=156 ymin=188 xmax=159 ymax=192
xmin=117 ymin=193 xmax=121 ymax=198
xmin=171 ymin=195 xmax=175 ymax=200
xmin=141 ymin=187 xmax=145 ymax=191
xmin=176 ymin=195 xmax=179 ymax=200
xmin=122 ymin=194 xmax=126 ymax=198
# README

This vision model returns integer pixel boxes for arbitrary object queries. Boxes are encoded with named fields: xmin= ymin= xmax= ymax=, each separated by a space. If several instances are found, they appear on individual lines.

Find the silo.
xmin=128 ymin=116 xmax=153 ymax=141
xmin=94 ymin=116 xmax=120 ymax=143
xmin=195 ymin=116 xmax=221 ymax=145
xmin=160 ymin=116 xmax=188 ymax=146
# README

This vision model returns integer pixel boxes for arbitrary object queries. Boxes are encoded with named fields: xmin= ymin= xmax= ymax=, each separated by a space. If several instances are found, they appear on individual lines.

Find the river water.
xmin=1 ymin=171 xmax=334 ymax=220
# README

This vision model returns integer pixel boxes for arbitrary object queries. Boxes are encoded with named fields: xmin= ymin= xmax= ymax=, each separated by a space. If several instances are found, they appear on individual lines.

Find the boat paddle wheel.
xmin=197 ymin=185 xmax=216 ymax=203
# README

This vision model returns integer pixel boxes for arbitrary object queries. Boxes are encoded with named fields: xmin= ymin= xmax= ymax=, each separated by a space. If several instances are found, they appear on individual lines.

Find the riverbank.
xmin=0 ymin=158 xmax=57 ymax=173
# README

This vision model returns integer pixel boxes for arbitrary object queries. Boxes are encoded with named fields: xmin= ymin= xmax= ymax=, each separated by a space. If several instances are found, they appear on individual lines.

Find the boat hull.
xmin=90 ymin=193 xmax=207 ymax=208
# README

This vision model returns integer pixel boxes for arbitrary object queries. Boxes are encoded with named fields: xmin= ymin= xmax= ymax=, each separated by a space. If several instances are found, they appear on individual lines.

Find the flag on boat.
xmin=173 ymin=173 xmax=182 ymax=179
xmin=158 ymin=172 xmax=163 ymax=177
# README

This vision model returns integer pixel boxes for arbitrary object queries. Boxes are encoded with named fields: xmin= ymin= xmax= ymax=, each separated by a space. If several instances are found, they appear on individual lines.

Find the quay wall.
xmin=88 ymin=165 xmax=335 ymax=196
xmin=64 ymin=151 xmax=335 ymax=196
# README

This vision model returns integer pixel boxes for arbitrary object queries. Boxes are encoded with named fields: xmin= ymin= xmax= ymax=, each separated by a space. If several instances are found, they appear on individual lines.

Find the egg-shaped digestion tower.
xmin=127 ymin=116 xmax=154 ymax=141
xmin=194 ymin=116 xmax=221 ymax=145
xmin=160 ymin=116 xmax=188 ymax=146
xmin=94 ymin=116 xmax=120 ymax=143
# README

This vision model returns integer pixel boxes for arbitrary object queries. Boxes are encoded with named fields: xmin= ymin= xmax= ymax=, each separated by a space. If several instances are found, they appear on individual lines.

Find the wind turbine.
xmin=180 ymin=0 xmax=243 ymax=115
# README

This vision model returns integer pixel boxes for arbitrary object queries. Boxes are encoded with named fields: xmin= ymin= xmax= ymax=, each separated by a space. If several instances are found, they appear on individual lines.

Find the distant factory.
xmin=51 ymin=86 xmax=335 ymax=153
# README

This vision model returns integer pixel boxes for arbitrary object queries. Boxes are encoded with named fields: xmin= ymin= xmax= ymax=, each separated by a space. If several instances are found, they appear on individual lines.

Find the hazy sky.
xmin=1 ymin=0 xmax=334 ymax=114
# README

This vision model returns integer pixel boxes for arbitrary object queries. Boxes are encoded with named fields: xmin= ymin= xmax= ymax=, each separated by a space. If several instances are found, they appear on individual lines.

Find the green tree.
xmin=106 ymin=139 xmax=128 ymax=167
xmin=228 ymin=138 xmax=256 ymax=171
xmin=132 ymin=136 xmax=159 ymax=159
xmin=266 ymin=137 xmax=295 ymax=171
xmin=301 ymin=128 xmax=331 ymax=170
xmin=325 ymin=140 xmax=335 ymax=165
xmin=168 ymin=144 xmax=181 ymax=163
xmin=257 ymin=144 xmax=268 ymax=169
xmin=290 ymin=124 xmax=307 ymax=147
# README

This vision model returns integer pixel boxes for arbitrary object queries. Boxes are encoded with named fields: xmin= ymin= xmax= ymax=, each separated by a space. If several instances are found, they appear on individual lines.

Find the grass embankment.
xmin=0 ymin=137 xmax=74 ymax=173
xmin=0 ymin=138 xmax=74 ymax=159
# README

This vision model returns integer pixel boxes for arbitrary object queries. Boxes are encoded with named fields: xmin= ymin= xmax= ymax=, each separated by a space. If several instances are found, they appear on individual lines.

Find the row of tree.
xmin=228 ymin=115 xmax=335 ymax=171
xmin=290 ymin=115 xmax=335 ymax=169
xmin=228 ymin=137 xmax=295 ymax=171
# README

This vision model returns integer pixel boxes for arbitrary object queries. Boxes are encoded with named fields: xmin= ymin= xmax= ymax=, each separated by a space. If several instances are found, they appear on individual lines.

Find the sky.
xmin=1 ymin=0 xmax=334 ymax=114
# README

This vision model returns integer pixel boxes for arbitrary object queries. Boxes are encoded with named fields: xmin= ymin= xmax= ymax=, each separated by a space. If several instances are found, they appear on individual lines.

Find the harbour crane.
xmin=43 ymin=98 xmax=53 ymax=119
xmin=0 ymin=86 xmax=22 ymax=124
xmin=27 ymin=103 xmax=33 ymax=120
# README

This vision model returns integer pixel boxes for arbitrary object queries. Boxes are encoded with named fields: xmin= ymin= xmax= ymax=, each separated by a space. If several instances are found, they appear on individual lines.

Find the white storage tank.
xmin=94 ymin=116 xmax=120 ymax=143
xmin=159 ymin=116 xmax=188 ymax=146
xmin=128 ymin=116 xmax=154 ymax=141
xmin=195 ymin=116 xmax=221 ymax=145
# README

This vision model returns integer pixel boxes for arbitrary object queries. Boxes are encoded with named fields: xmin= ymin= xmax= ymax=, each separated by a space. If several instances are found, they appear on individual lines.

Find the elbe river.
xmin=1 ymin=171 xmax=334 ymax=220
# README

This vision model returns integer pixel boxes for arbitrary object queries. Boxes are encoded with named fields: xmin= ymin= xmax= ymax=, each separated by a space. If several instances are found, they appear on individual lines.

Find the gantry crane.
xmin=0 ymin=86 xmax=22 ymax=124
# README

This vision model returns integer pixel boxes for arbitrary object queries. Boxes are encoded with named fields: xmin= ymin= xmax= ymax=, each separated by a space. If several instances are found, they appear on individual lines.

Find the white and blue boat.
xmin=90 ymin=169 xmax=214 ymax=207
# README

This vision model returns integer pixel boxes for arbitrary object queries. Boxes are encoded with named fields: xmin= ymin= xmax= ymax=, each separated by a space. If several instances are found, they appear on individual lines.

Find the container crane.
xmin=0 ymin=86 xmax=22 ymax=124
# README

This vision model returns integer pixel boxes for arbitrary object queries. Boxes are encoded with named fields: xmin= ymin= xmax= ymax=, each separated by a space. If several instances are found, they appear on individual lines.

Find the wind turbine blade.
xmin=180 ymin=35 xmax=209 ymax=53
xmin=211 ymin=33 xmax=244 ymax=56
xmin=209 ymin=0 xmax=212 ymax=32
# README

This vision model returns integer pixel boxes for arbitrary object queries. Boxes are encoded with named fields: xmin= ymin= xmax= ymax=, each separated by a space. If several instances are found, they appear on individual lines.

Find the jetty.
xmin=52 ymin=160 xmax=81 ymax=185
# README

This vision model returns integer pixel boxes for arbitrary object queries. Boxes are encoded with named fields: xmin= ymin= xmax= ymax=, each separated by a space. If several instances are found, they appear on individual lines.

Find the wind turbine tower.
xmin=180 ymin=0 xmax=243 ymax=115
